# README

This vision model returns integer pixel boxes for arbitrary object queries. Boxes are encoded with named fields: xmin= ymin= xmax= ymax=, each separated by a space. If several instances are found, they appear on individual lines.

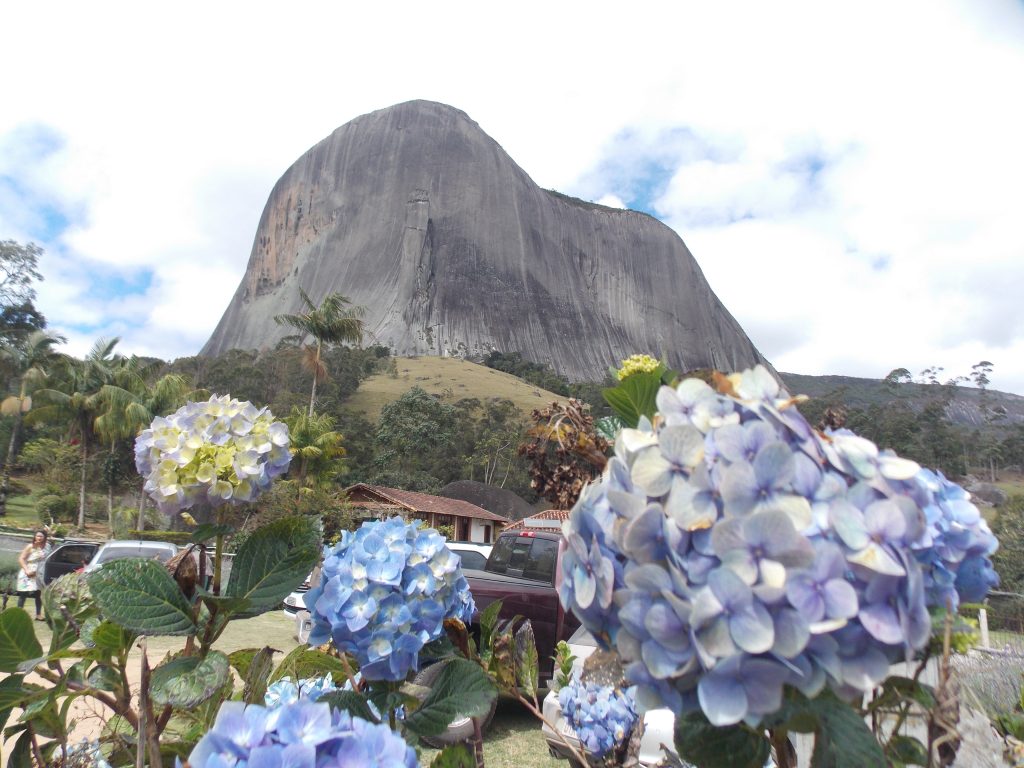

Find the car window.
xmin=522 ymin=538 xmax=559 ymax=583
xmin=48 ymin=544 xmax=97 ymax=565
xmin=484 ymin=536 xmax=515 ymax=574
xmin=454 ymin=551 xmax=487 ymax=570
xmin=96 ymin=545 xmax=174 ymax=563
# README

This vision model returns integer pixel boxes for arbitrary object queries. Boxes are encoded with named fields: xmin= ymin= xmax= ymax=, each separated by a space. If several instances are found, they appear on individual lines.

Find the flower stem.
xmin=471 ymin=716 xmax=485 ymax=768
xmin=516 ymin=692 xmax=589 ymax=767
xmin=213 ymin=532 xmax=224 ymax=597
xmin=771 ymin=728 xmax=794 ymax=768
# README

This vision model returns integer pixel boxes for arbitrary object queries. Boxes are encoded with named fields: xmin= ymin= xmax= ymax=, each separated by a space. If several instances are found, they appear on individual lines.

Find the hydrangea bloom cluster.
xmin=64 ymin=739 xmax=113 ymax=768
xmin=559 ymin=366 xmax=998 ymax=727
xmin=134 ymin=395 xmax=291 ymax=514
xmin=188 ymin=700 xmax=416 ymax=768
xmin=304 ymin=517 xmax=475 ymax=681
xmin=558 ymin=679 xmax=637 ymax=757
xmin=616 ymin=354 xmax=661 ymax=381
xmin=264 ymin=675 xmax=337 ymax=708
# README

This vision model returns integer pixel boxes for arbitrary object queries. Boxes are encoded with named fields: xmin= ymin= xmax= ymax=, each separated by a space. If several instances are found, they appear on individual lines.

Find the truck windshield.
xmin=485 ymin=535 xmax=559 ymax=584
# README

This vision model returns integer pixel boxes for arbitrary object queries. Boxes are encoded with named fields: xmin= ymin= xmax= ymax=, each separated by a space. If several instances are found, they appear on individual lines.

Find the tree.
xmin=992 ymin=495 xmax=1024 ymax=594
xmin=274 ymin=289 xmax=365 ymax=417
xmin=0 ymin=301 xmax=47 ymax=347
xmin=95 ymin=368 xmax=194 ymax=529
xmin=971 ymin=360 xmax=994 ymax=391
xmin=374 ymin=387 xmax=459 ymax=491
xmin=0 ymin=240 xmax=43 ymax=311
xmin=28 ymin=338 xmax=122 ymax=529
xmin=882 ymin=367 xmax=912 ymax=393
xmin=460 ymin=398 xmax=527 ymax=488
xmin=284 ymin=406 xmax=346 ymax=487
xmin=0 ymin=330 xmax=66 ymax=514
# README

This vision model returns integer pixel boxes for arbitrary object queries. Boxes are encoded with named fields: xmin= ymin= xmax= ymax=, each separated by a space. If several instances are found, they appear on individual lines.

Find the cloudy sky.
xmin=2 ymin=1 xmax=1023 ymax=394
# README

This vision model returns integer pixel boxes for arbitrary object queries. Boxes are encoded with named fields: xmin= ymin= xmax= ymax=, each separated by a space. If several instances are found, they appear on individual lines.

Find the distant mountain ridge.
xmin=780 ymin=372 xmax=1024 ymax=429
xmin=202 ymin=100 xmax=771 ymax=381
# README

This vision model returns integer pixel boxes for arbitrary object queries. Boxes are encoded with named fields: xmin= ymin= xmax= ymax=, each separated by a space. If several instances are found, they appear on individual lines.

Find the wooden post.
xmin=979 ymin=607 xmax=990 ymax=649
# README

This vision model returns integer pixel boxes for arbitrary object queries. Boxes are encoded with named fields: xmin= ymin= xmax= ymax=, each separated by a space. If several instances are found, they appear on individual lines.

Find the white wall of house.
xmin=469 ymin=520 xmax=494 ymax=544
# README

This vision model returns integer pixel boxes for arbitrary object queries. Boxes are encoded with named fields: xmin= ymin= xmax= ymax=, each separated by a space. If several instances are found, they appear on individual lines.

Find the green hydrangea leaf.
xmin=225 ymin=516 xmax=320 ymax=616
xmin=0 ymin=609 xmax=43 ymax=673
xmin=429 ymin=744 xmax=476 ymax=768
xmin=674 ymin=711 xmax=770 ymax=768
xmin=242 ymin=646 xmax=276 ymax=705
xmin=269 ymin=646 xmax=354 ymax=685
xmin=150 ymin=651 xmax=230 ymax=708
xmin=403 ymin=658 xmax=497 ymax=737
xmin=88 ymin=559 xmax=197 ymax=636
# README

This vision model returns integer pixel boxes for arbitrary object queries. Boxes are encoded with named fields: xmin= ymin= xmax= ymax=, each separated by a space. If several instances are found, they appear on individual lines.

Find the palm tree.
xmin=0 ymin=330 xmax=66 ymax=515
xmin=275 ymin=289 xmax=364 ymax=417
xmin=28 ymin=338 xmax=121 ymax=530
xmin=284 ymin=406 xmax=346 ymax=487
xmin=95 ymin=369 xmax=195 ymax=530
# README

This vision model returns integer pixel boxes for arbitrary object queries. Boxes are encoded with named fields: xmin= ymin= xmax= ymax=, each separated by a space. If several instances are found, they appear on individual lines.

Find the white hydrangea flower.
xmin=134 ymin=395 xmax=291 ymax=513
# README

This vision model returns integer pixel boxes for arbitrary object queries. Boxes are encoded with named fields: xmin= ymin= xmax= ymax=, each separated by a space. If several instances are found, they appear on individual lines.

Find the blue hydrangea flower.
xmin=558 ymin=679 xmax=638 ymax=757
xmin=560 ymin=365 xmax=1000 ymax=727
xmin=188 ymin=700 xmax=416 ymax=768
xmin=264 ymin=675 xmax=337 ymax=708
xmin=304 ymin=518 xmax=475 ymax=681
xmin=134 ymin=395 xmax=290 ymax=514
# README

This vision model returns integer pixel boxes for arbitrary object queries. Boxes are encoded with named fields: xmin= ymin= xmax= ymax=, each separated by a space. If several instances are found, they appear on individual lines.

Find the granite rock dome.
xmin=202 ymin=100 xmax=770 ymax=380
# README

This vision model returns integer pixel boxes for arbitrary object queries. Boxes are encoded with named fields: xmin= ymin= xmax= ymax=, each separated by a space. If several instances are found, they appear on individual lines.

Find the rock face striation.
xmin=202 ymin=100 xmax=771 ymax=380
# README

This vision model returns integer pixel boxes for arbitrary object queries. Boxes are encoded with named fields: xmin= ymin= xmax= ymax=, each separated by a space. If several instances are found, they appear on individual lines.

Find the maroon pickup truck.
xmin=463 ymin=527 xmax=579 ymax=681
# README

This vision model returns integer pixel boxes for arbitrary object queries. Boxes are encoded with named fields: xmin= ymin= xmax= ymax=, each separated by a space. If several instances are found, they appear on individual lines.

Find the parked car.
xmin=447 ymin=541 xmax=492 ymax=570
xmin=41 ymin=540 xmax=101 ymax=585
xmin=462 ymin=525 xmax=579 ymax=682
xmin=82 ymin=540 xmax=178 ymax=573
xmin=43 ymin=539 xmax=180 ymax=585
xmin=283 ymin=572 xmax=314 ymax=622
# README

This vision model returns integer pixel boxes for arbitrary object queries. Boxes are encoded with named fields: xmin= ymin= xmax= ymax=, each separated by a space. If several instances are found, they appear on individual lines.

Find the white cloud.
xmin=595 ymin=194 xmax=626 ymax=209
xmin=1 ymin=0 xmax=1023 ymax=394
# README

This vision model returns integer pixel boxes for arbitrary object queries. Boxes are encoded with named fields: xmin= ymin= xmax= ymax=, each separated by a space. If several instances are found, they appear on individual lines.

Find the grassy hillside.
xmin=341 ymin=356 xmax=567 ymax=421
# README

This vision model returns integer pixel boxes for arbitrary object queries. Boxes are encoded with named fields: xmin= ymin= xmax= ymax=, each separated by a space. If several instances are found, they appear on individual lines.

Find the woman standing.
xmin=16 ymin=530 xmax=50 ymax=620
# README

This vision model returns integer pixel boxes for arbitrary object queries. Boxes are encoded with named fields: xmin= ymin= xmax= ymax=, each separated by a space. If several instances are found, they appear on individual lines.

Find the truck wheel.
xmin=412 ymin=661 xmax=497 ymax=747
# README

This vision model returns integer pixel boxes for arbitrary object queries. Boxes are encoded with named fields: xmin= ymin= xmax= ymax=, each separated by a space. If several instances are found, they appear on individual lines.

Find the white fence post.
xmin=979 ymin=607 xmax=990 ymax=649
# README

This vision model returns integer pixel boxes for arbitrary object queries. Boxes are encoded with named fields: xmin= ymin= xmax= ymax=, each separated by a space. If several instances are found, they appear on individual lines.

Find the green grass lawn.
xmin=342 ymin=356 xmax=566 ymax=422
xmin=418 ymin=697 xmax=563 ymax=768
xmin=997 ymin=475 xmax=1024 ymax=499
xmin=1 ymin=492 xmax=40 ymax=531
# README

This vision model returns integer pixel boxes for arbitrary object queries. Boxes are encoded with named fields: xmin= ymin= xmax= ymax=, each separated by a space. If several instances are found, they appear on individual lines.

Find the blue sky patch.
xmin=88 ymin=268 xmax=155 ymax=301
xmin=572 ymin=126 xmax=738 ymax=216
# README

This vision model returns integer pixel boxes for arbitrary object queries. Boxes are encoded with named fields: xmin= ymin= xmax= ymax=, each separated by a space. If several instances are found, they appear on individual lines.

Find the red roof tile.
xmin=344 ymin=483 xmax=510 ymax=523
xmin=502 ymin=509 xmax=570 ymax=531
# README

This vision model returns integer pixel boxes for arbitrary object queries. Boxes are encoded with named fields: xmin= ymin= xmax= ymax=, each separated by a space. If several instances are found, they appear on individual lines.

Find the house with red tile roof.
xmin=501 ymin=508 xmax=570 ymax=533
xmin=343 ymin=483 xmax=509 ymax=543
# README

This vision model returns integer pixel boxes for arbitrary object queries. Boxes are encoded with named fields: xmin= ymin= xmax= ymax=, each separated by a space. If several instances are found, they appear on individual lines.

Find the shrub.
xmin=0 ymin=552 xmax=19 ymax=595
xmin=35 ymin=493 xmax=77 ymax=524
xmin=20 ymin=438 xmax=80 ymax=494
